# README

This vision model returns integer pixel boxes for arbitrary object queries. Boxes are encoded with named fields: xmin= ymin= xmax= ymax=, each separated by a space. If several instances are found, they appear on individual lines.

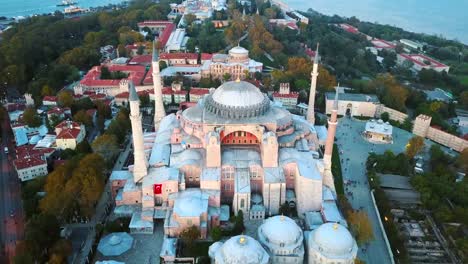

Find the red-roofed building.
xmin=115 ymin=89 xmax=153 ymax=105
xmin=75 ymin=64 xmax=149 ymax=96
xmin=5 ymin=103 xmax=26 ymax=112
xmin=13 ymin=145 xmax=55 ymax=181
xmin=137 ymin=21 xmax=175 ymax=48
xmin=189 ymin=88 xmax=210 ymax=103
xmin=371 ymin=39 xmax=396 ymax=50
xmin=160 ymin=52 xmax=198 ymax=65
xmin=43 ymin=96 xmax=58 ymax=106
xmin=397 ymin=53 xmax=450 ymax=73
xmin=201 ymin=53 xmax=213 ymax=63
xmin=55 ymin=120 xmax=86 ymax=150
xmin=269 ymin=19 xmax=299 ymax=31
xmin=128 ymin=54 xmax=153 ymax=66
xmin=339 ymin=24 xmax=359 ymax=34
xmin=47 ymin=107 xmax=71 ymax=120
xmin=272 ymin=83 xmax=299 ymax=108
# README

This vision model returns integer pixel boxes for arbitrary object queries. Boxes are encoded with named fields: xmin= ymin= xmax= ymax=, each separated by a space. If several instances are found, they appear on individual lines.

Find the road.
xmin=0 ymin=113 xmax=25 ymax=263
xmin=336 ymin=117 xmax=414 ymax=264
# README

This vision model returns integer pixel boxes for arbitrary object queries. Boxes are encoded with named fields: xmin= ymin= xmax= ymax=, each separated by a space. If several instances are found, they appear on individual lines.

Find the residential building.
xmin=397 ymin=53 xmax=450 ymax=73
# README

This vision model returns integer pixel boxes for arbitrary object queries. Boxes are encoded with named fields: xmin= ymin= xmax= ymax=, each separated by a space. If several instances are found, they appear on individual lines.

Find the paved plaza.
xmin=336 ymin=117 xmax=415 ymax=264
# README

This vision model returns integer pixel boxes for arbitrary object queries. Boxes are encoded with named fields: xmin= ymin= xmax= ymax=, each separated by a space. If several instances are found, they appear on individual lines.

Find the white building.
xmin=14 ymin=156 xmax=48 ymax=182
xmin=208 ymin=235 xmax=270 ymax=264
xmin=363 ymin=119 xmax=393 ymax=144
xmin=272 ymin=83 xmax=299 ymax=109
xmin=165 ymin=28 xmax=189 ymax=52
xmin=397 ymin=53 xmax=450 ymax=73
xmin=325 ymin=91 xmax=380 ymax=117
xmin=55 ymin=120 xmax=86 ymax=150
xmin=257 ymin=215 xmax=304 ymax=263
xmin=307 ymin=223 xmax=358 ymax=264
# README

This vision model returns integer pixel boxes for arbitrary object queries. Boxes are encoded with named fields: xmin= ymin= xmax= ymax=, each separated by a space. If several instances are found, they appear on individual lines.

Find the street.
xmin=336 ymin=117 xmax=414 ymax=264
xmin=0 ymin=114 xmax=25 ymax=263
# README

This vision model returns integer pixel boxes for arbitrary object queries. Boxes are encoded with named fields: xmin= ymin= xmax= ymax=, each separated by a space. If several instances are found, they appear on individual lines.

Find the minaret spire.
xmin=152 ymin=40 xmax=166 ymax=131
xmin=322 ymin=85 xmax=339 ymax=193
xmin=307 ymin=43 xmax=319 ymax=124
xmin=129 ymin=81 xmax=148 ymax=182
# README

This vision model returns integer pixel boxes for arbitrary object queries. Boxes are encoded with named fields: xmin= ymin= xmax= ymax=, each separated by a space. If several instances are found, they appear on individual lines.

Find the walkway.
xmin=336 ymin=117 xmax=414 ymax=264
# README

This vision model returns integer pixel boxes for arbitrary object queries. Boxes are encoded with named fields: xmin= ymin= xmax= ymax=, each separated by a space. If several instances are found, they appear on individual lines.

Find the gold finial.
xmin=235 ymin=76 xmax=241 ymax=82
xmin=333 ymin=223 xmax=339 ymax=230
xmin=280 ymin=214 xmax=285 ymax=221
xmin=239 ymin=235 xmax=246 ymax=244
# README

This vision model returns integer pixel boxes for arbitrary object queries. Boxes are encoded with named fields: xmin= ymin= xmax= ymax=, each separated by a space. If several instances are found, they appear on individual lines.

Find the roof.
xmin=272 ymin=92 xmax=299 ymax=98
xmin=137 ymin=21 xmax=174 ymax=27
xmin=14 ymin=156 xmax=46 ymax=170
xmin=310 ymin=223 xmax=357 ymax=257
xmin=371 ymin=39 xmax=396 ymax=49
xmin=110 ymin=170 xmax=132 ymax=181
xmin=55 ymin=120 xmax=81 ymax=130
xmin=212 ymin=235 xmax=269 ymax=264
xmin=43 ymin=96 xmax=57 ymax=102
xmin=258 ymin=215 xmax=302 ymax=245
xmin=160 ymin=52 xmax=198 ymax=60
xmin=80 ymin=64 xmax=147 ymax=87
xmin=339 ymin=23 xmax=359 ymax=33
xmin=365 ymin=119 xmax=393 ymax=135
xmin=189 ymin=88 xmax=210 ymax=95
xmin=325 ymin=92 xmax=379 ymax=103
xmin=15 ymin=145 xmax=55 ymax=160
xmin=399 ymin=53 xmax=448 ymax=68
xmin=377 ymin=173 xmax=414 ymax=190
xmin=128 ymin=54 xmax=152 ymax=65
xmin=201 ymin=53 xmax=213 ymax=61
xmin=212 ymin=81 xmax=265 ymax=107
xmin=173 ymin=189 xmax=209 ymax=217
xmin=57 ymin=128 xmax=81 ymax=139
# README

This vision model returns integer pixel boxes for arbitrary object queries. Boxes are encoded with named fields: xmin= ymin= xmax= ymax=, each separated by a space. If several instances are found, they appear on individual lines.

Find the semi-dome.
xmin=259 ymin=215 xmax=303 ymax=246
xmin=204 ymin=80 xmax=271 ymax=119
xmin=212 ymin=81 xmax=265 ymax=107
xmin=214 ymin=235 xmax=269 ymax=264
xmin=310 ymin=223 xmax=356 ymax=256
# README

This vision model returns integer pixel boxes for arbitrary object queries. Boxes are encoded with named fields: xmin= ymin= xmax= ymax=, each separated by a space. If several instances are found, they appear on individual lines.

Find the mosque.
xmin=109 ymin=43 xmax=358 ymax=263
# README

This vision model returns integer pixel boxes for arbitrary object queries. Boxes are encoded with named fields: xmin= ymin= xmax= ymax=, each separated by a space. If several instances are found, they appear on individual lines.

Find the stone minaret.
xmin=152 ymin=41 xmax=166 ymax=131
xmin=129 ymin=82 xmax=148 ymax=183
xmin=323 ymin=86 xmax=339 ymax=192
xmin=307 ymin=43 xmax=319 ymax=124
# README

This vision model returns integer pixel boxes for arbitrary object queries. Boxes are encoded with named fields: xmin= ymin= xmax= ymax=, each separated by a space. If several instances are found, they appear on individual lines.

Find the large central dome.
xmin=212 ymin=81 xmax=265 ymax=107
xmin=204 ymin=80 xmax=271 ymax=119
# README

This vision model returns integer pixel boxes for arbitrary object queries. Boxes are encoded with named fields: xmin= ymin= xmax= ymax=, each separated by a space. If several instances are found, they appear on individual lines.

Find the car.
xmin=9 ymin=210 xmax=14 ymax=217
xmin=4 ymin=147 xmax=8 ymax=154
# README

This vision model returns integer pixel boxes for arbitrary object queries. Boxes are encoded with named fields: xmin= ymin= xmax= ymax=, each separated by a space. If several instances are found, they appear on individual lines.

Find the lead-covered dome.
xmin=258 ymin=215 xmax=303 ymax=246
xmin=211 ymin=235 xmax=269 ymax=264
xmin=204 ymin=80 xmax=270 ymax=119
xmin=310 ymin=223 xmax=357 ymax=257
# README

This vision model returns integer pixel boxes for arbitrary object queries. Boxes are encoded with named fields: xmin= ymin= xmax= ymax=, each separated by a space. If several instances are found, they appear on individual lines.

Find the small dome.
xmin=229 ymin=45 xmax=249 ymax=55
xmin=216 ymin=235 xmax=269 ymax=264
xmin=259 ymin=215 xmax=302 ymax=246
xmin=310 ymin=223 xmax=356 ymax=256
xmin=212 ymin=81 xmax=265 ymax=108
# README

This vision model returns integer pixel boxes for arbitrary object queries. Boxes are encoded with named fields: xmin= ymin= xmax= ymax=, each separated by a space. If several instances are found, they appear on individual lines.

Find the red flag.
xmin=154 ymin=184 xmax=162 ymax=194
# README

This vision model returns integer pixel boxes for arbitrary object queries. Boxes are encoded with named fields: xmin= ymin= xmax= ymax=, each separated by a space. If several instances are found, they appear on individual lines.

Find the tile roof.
xmin=14 ymin=156 xmax=46 ymax=170
xmin=272 ymin=92 xmax=299 ymax=98
xmin=128 ymin=54 xmax=153 ymax=65
xmin=160 ymin=52 xmax=198 ymax=60
xmin=57 ymin=128 xmax=82 ymax=139
xmin=43 ymin=96 xmax=57 ymax=102
xmin=189 ymin=88 xmax=210 ymax=95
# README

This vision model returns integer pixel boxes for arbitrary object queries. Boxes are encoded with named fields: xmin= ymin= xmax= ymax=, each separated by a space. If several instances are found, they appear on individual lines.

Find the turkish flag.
xmin=154 ymin=184 xmax=162 ymax=194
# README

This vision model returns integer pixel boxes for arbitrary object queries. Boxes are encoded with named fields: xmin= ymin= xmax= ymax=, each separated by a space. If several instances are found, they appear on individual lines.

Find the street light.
xmin=384 ymin=216 xmax=388 ymax=222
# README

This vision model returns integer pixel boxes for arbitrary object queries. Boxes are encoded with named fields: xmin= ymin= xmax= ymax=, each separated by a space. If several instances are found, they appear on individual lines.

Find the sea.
xmin=0 ymin=0 xmax=467 ymax=44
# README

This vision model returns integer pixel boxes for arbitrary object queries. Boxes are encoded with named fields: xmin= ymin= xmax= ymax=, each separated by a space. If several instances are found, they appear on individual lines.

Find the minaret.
xmin=307 ymin=43 xmax=319 ymax=124
xmin=242 ymin=7 xmax=246 ymax=20
xmin=129 ymin=81 xmax=148 ymax=183
xmin=152 ymin=40 xmax=166 ymax=131
xmin=322 ymin=86 xmax=339 ymax=192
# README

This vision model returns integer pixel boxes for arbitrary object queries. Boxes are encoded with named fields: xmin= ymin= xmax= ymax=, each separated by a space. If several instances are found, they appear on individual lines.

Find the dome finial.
xmin=239 ymin=235 xmax=246 ymax=244
xmin=333 ymin=223 xmax=339 ymax=230
xmin=235 ymin=76 xmax=241 ymax=82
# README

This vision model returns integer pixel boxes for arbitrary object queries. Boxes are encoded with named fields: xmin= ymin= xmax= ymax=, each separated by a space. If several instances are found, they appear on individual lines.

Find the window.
xmin=240 ymin=199 xmax=245 ymax=208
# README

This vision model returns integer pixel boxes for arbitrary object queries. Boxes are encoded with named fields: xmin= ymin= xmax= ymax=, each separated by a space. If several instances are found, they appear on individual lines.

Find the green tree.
xmin=380 ymin=112 xmax=390 ymax=122
xmin=22 ymin=107 xmax=42 ymax=127
xmin=92 ymin=134 xmax=120 ymax=165
xmin=347 ymin=210 xmax=374 ymax=244
xmin=57 ymin=91 xmax=74 ymax=108
xmin=73 ymin=109 xmax=92 ymax=127
xmin=405 ymin=136 xmax=425 ymax=159
xmin=76 ymin=140 xmax=92 ymax=154
xmin=210 ymin=226 xmax=222 ymax=241
xmin=180 ymin=226 xmax=200 ymax=249
xmin=233 ymin=210 xmax=244 ymax=234
xmin=41 ymin=85 xmax=55 ymax=97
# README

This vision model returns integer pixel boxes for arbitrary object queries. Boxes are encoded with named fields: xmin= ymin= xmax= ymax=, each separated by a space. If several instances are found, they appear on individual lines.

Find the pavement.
xmin=335 ymin=117 xmax=414 ymax=264
xmin=0 ymin=114 xmax=25 ymax=262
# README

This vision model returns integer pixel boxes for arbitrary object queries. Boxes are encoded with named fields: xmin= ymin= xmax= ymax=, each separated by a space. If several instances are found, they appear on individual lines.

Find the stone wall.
xmin=375 ymin=105 xmax=408 ymax=123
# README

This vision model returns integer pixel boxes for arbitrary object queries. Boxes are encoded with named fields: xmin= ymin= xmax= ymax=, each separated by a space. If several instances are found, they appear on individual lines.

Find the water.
xmin=286 ymin=0 xmax=468 ymax=44
xmin=0 ymin=0 xmax=125 ymax=18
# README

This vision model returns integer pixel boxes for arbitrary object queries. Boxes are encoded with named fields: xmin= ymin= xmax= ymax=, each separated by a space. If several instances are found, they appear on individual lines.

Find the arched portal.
xmin=221 ymin=131 xmax=259 ymax=145
xmin=346 ymin=103 xmax=352 ymax=116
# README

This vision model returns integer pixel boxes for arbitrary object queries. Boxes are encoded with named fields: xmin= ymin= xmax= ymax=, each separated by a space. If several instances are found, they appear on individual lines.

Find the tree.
xmin=210 ymin=226 xmax=222 ymax=241
xmin=233 ymin=210 xmax=244 ymax=234
xmin=401 ymin=117 xmax=413 ymax=132
xmin=184 ymin=14 xmax=197 ymax=25
xmin=405 ymin=136 xmax=425 ymax=159
xmin=57 ymin=91 xmax=74 ymax=108
xmin=73 ymin=109 xmax=92 ymax=127
xmin=76 ymin=140 xmax=92 ymax=154
xmin=317 ymin=67 xmax=337 ymax=92
xmin=180 ymin=226 xmax=200 ymax=249
xmin=347 ymin=210 xmax=374 ymax=244
xmin=370 ymin=74 xmax=408 ymax=112
xmin=92 ymin=134 xmax=120 ymax=165
xmin=41 ymin=85 xmax=55 ymax=96
xmin=25 ymin=213 xmax=61 ymax=252
xmin=22 ymin=107 xmax=42 ymax=127
xmin=223 ymin=73 xmax=232 ymax=82
xmin=457 ymin=148 xmax=468 ymax=174
xmin=380 ymin=112 xmax=390 ymax=122
xmin=460 ymin=91 xmax=468 ymax=109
